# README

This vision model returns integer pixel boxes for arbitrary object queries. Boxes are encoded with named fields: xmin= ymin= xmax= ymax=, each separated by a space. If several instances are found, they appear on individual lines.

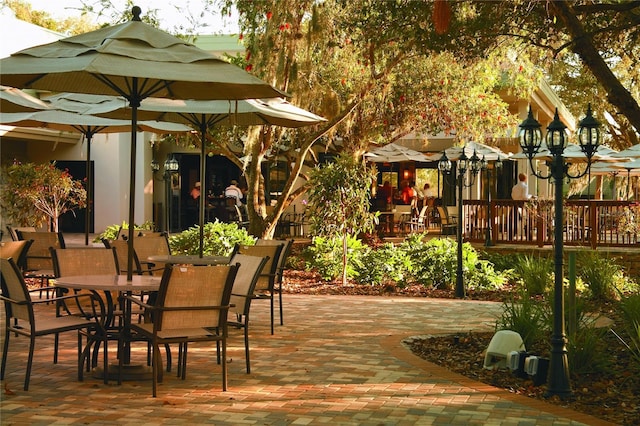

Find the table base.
xmin=92 ymin=364 xmax=153 ymax=381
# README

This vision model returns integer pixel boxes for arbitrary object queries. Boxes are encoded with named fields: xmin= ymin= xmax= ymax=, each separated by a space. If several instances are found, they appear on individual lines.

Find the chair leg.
xmin=151 ymin=343 xmax=160 ymax=397
xmin=244 ymin=317 xmax=251 ymax=374
xmin=165 ymin=344 xmax=172 ymax=372
xmin=278 ymin=283 xmax=284 ymax=326
xmin=102 ymin=337 xmax=109 ymax=385
xmin=1 ymin=328 xmax=10 ymax=380
xmin=176 ymin=343 xmax=183 ymax=377
xmin=180 ymin=344 xmax=187 ymax=380
xmin=221 ymin=337 xmax=227 ymax=391
xmin=24 ymin=336 xmax=35 ymax=391
xmin=53 ymin=333 xmax=59 ymax=364
xmin=270 ymin=293 xmax=275 ymax=335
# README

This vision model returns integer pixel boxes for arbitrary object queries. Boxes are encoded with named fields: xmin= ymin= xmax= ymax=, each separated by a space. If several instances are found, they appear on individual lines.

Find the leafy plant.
xmin=352 ymin=242 xmax=412 ymax=286
xmin=168 ymin=221 xmax=255 ymax=256
xmin=306 ymin=153 xmax=378 ymax=284
xmin=619 ymin=293 xmax=640 ymax=326
xmin=512 ymin=254 xmax=552 ymax=296
xmin=301 ymin=235 xmax=366 ymax=282
xmin=402 ymin=237 xmax=505 ymax=291
xmin=617 ymin=294 xmax=640 ymax=368
xmin=577 ymin=251 xmax=632 ymax=301
xmin=1 ymin=162 xmax=86 ymax=232
xmin=496 ymin=291 xmax=547 ymax=350
xmin=94 ymin=221 xmax=156 ymax=242
xmin=566 ymin=325 xmax=611 ymax=376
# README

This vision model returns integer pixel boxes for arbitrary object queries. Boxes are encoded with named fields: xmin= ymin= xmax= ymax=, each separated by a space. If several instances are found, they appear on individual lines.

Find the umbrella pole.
xmin=199 ymin=119 xmax=207 ymax=258
xmin=126 ymin=80 xmax=140 ymax=281
xmin=85 ymin=133 xmax=93 ymax=246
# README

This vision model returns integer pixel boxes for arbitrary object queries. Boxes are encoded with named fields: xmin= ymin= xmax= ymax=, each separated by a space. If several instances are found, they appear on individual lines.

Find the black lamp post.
xmin=438 ymin=146 xmax=482 ymax=298
xmin=518 ymin=105 xmax=600 ymax=398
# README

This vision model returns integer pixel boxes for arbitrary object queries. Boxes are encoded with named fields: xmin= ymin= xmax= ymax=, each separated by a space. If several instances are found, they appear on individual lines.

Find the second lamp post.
xmin=438 ymin=147 xmax=482 ymax=298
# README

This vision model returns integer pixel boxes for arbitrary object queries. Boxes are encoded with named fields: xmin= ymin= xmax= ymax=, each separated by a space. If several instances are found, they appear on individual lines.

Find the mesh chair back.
xmin=133 ymin=234 xmax=170 ymax=276
xmin=17 ymin=231 xmax=65 ymax=271
xmin=228 ymin=254 xmax=269 ymax=315
xmin=155 ymin=264 xmax=236 ymax=331
xmin=0 ymin=258 xmax=32 ymax=323
xmin=6 ymin=226 xmax=36 ymax=241
xmin=52 ymin=247 xmax=118 ymax=277
xmin=255 ymin=239 xmax=292 ymax=284
xmin=51 ymin=247 xmax=118 ymax=313
xmin=0 ymin=240 xmax=33 ymax=271
xmin=234 ymin=244 xmax=283 ymax=292
xmin=103 ymin=239 xmax=142 ymax=275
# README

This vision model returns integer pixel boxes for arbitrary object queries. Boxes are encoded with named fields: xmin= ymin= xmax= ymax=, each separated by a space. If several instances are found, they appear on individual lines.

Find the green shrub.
xmin=168 ymin=220 xmax=255 ymax=256
xmin=352 ymin=242 xmax=412 ymax=286
xmin=402 ymin=237 xmax=505 ymax=291
xmin=302 ymin=235 xmax=366 ymax=281
xmin=94 ymin=220 xmax=155 ymax=242
xmin=577 ymin=251 xmax=630 ymax=301
xmin=513 ymin=254 xmax=552 ymax=296
xmin=496 ymin=291 xmax=547 ymax=350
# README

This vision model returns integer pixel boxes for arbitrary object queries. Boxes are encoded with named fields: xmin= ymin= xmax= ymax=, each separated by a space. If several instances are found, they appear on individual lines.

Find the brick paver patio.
xmin=1 ymin=292 xmax=612 ymax=425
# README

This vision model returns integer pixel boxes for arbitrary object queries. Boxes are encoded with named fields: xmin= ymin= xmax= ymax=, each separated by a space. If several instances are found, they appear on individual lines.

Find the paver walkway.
xmin=1 ymin=293 xmax=612 ymax=425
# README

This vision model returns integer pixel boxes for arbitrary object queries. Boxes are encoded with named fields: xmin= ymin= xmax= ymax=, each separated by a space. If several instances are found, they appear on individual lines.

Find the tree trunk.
xmin=341 ymin=232 xmax=348 ymax=285
xmin=550 ymin=1 xmax=640 ymax=132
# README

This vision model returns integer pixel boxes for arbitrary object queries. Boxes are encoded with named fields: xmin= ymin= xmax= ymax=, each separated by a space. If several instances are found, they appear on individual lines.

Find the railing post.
xmin=589 ymin=200 xmax=597 ymax=249
xmin=537 ymin=202 xmax=545 ymax=248
xmin=490 ymin=201 xmax=497 ymax=245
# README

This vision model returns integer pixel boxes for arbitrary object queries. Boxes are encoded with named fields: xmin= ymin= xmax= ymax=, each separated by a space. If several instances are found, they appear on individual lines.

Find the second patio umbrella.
xmin=46 ymin=93 xmax=326 ymax=256
xmin=0 ymin=109 xmax=192 ymax=245
xmin=0 ymin=7 xmax=282 ymax=279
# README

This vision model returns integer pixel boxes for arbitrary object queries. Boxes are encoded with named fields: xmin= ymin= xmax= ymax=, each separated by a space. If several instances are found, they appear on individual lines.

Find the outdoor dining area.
xmin=0 ymin=228 xmax=292 ymax=397
xmin=364 ymin=121 xmax=640 ymax=250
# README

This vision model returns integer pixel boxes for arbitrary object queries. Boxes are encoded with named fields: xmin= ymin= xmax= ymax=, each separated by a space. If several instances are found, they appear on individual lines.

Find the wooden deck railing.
xmin=463 ymin=199 xmax=639 ymax=248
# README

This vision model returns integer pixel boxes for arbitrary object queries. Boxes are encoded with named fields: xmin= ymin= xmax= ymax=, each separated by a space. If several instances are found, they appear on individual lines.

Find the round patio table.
xmin=53 ymin=274 xmax=161 ymax=382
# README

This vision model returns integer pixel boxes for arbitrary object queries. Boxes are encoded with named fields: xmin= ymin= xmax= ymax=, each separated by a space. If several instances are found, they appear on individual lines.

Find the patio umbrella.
xmin=364 ymin=142 xmax=429 ymax=162
xmin=45 ymin=93 xmax=326 ymax=257
xmin=423 ymin=141 xmax=511 ymax=162
xmin=591 ymin=159 xmax=640 ymax=199
xmin=610 ymin=143 xmax=640 ymax=161
xmin=0 ymin=85 xmax=50 ymax=112
xmin=0 ymin=6 xmax=282 ymax=279
xmin=0 ymin=109 xmax=192 ymax=245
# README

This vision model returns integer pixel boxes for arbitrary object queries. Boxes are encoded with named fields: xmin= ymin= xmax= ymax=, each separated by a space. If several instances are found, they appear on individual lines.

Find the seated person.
xmin=224 ymin=180 xmax=243 ymax=205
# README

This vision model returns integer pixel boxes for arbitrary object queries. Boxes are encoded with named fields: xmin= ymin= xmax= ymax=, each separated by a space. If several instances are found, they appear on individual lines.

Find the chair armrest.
xmin=121 ymin=293 xmax=155 ymax=311
xmin=155 ymin=304 xmax=231 ymax=312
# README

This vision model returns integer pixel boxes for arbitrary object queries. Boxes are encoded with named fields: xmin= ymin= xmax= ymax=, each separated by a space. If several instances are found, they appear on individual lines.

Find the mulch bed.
xmin=282 ymin=269 xmax=639 ymax=426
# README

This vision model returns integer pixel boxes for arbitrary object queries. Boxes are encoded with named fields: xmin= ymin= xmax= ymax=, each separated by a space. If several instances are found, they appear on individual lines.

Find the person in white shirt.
xmin=511 ymin=173 xmax=531 ymax=200
xmin=224 ymin=180 xmax=243 ymax=205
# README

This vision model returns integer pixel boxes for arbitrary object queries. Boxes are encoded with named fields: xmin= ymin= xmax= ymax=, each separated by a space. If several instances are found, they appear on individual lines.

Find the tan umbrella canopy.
xmin=0 ymin=85 xmax=50 ymax=112
xmin=0 ymin=109 xmax=191 ymax=245
xmin=0 ymin=6 xmax=282 ymax=279
xmin=45 ymin=92 xmax=327 ymax=256
xmin=364 ymin=142 xmax=429 ymax=163
xmin=423 ymin=141 xmax=511 ymax=162
xmin=611 ymin=144 xmax=640 ymax=159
